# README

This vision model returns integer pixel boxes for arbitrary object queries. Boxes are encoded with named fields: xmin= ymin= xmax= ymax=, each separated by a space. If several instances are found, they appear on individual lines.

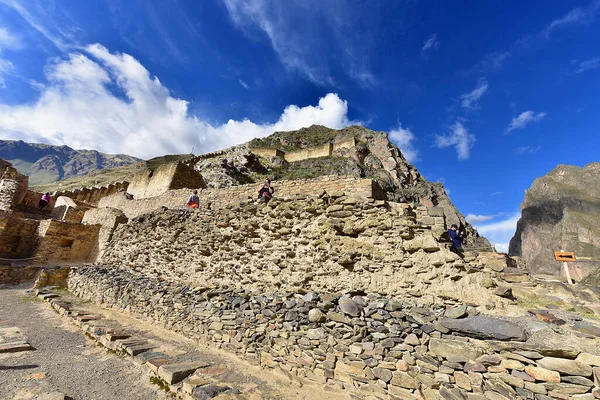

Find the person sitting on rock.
xmin=257 ymin=177 xmax=274 ymax=203
xmin=38 ymin=192 xmax=51 ymax=210
xmin=186 ymin=189 xmax=200 ymax=209
xmin=448 ymin=224 xmax=464 ymax=254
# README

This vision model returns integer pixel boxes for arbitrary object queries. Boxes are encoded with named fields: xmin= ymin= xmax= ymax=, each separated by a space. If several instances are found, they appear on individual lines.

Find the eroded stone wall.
xmin=69 ymin=265 xmax=600 ymax=400
xmin=54 ymin=181 xmax=129 ymax=206
xmin=127 ymin=162 xmax=206 ymax=200
xmin=81 ymin=207 xmax=128 ymax=258
xmin=35 ymin=219 xmax=100 ymax=263
xmin=0 ymin=212 xmax=40 ymax=259
xmin=98 ymin=175 xmax=381 ymax=219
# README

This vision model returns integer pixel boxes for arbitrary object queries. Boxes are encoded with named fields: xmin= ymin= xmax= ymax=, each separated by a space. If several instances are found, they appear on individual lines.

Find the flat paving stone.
xmin=158 ymin=361 xmax=211 ymax=384
xmin=0 ymin=340 xmax=32 ymax=352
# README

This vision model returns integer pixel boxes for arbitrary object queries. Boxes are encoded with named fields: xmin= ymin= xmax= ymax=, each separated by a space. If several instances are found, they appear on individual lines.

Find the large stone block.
xmin=157 ymin=361 xmax=210 ymax=384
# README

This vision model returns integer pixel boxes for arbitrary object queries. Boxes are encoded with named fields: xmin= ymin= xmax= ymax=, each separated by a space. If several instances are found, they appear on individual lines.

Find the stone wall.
xmin=98 ymin=175 xmax=382 ymax=220
xmin=81 ymin=207 xmax=128 ymax=259
xmin=286 ymin=142 xmax=333 ymax=163
xmin=0 ymin=212 xmax=40 ymax=259
xmin=0 ymin=179 xmax=20 ymax=211
xmin=127 ymin=162 xmax=206 ymax=199
xmin=53 ymin=181 xmax=129 ymax=206
xmin=69 ymin=265 xmax=600 ymax=400
xmin=51 ymin=196 xmax=92 ymax=223
xmin=0 ymin=264 xmax=41 ymax=285
xmin=250 ymin=137 xmax=356 ymax=163
xmin=414 ymin=206 xmax=446 ymax=232
xmin=0 ymin=265 xmax=69 ymax=286
xmin=332 ymin=136 xmax=357 ymax=151
xmin=97 ymin=194 xmax=506 ymax=307
xmin=251 ymin=148 xmax=285 ymax=158
xmin=35 ymin=219 xmax=100 ymax=263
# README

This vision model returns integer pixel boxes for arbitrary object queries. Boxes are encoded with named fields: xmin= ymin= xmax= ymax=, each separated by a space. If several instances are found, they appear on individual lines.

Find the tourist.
xmin=257 ymin=177 xmax=274 ymax=203
xmin=38 ymin=192 xmax=51 ymax=210
xmin=186 ymin=189 xmax=200 ymax=208
xmin=448 ymin=224 xmax=464 ymax=254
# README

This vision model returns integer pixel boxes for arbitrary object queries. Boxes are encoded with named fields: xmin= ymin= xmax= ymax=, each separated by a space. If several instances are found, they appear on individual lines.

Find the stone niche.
xmin=127 ymin=162 xmax=207 ymax=200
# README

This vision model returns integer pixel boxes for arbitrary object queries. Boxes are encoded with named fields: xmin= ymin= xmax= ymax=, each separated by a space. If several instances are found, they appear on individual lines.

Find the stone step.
xmin=124 ymin=343 xmax=157 ymax=356
xmin=0 ymin=340 xmax=33 ymax=353
xmin=38 ymin=293 xmax=59 ymax=300
xmin=158 ymin=361 xmax=211 ymax=384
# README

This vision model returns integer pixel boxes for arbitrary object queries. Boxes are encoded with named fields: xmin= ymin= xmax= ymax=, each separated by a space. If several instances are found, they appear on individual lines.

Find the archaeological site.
xmin=1 ymin=126 xmax=600 ymax=400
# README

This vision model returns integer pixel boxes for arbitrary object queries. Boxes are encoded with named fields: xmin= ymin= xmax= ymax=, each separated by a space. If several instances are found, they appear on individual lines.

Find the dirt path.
xmin=0 ymin=287 xmax=171 ymax=400
xmin=1 ymin=287 xmax=350 ymax=400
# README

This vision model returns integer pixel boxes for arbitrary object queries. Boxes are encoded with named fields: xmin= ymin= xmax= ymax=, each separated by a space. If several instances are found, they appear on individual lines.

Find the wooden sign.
xmin=554 ymin=251 xmax=576 ymax=262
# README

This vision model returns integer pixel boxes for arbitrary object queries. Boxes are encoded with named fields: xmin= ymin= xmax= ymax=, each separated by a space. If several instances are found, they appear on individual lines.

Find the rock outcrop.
xmin=509 ymin=163 xmax=600 ymax=279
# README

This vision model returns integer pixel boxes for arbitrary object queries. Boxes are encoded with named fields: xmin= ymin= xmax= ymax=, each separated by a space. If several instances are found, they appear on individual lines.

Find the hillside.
xmin=509 ymin=163 xmax=600 ymax=278
xmin=0 ymin=140 xmax=141 ymax=186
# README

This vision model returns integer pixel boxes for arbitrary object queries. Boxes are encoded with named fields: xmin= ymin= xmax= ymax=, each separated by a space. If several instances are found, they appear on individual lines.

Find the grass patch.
xmin=19 ymin=296 xmax=43 ymax=303
xmin=566 ymin=306 xmax=600 ymax=322
xmin=150 ymin=376 xmax=173 ymax=394
xmin=516 ymin=294 xmax=563 ymax=309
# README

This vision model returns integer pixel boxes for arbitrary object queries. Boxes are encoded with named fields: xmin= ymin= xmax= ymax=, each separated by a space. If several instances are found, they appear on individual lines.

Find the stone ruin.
xmin=2 ymin=154 xmax=600 ymax=400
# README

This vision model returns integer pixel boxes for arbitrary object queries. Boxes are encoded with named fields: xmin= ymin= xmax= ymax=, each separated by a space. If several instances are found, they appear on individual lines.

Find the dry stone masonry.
xmin=68 ymin=265 xmax=600 ymax=400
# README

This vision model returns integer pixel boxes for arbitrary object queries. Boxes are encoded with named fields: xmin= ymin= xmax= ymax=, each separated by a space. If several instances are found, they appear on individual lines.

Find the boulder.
xmin=536 ymin=357 xmax=593 ymax=377
xmin=441 ymin=316 xmax=528 ymax=341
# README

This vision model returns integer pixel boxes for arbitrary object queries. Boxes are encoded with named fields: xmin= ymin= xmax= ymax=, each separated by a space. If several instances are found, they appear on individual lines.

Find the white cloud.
xmin=490 ymin=191 xmax=503 ymax=196
xmin=466 ymin=214 xmax=496 ymax=224
xmin=545 ymin=1 xmax=600 ymax=39
xmin=435 ymin=121 xmax=476 ymax=160
xmin=574 ymin=57 xmax=600 ymax=73
xmin=421 ymin=34 xmax=439 ymax=57
xmin=0 ymin=58 xmax=14 ymax=87
xmin=222 ymin=0 xmax=375 ymax=87
xmin=506 ymin=111 xmax=546 ymax=132
xmin=0 ymin=0 xmax=70 ymax=51
xmin=238 ymin=79 xmax=249 ymax=89
xmin=388 ymin=123 xmax=418 ymax=163
xmin=514 ymin=145 xmax=540 ymax=155
xmin=0 ymin=25 xmax=21 ymax=88
xmin=494 ymin=243 xmax=509 ymax=253
xmin=0 ymin=26 xmax=21 ymax=51
xmin=472 ymin=212 xmax=521 ymax=254
xmin=0 ymin=44 xmax=355 ymax=159
xmin=459 ymin=79 xmax=488 ymax=110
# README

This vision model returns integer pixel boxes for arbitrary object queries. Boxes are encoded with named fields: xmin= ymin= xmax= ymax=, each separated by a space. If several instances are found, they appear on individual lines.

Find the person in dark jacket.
xmin=257 ymin=177 xmax=274 ymax=203
xmin=448 ymin=224 xmax=464 ymax=254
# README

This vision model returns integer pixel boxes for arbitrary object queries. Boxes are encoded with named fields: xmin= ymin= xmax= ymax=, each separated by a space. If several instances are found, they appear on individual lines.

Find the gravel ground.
xmin=0 ymin=287 xmax=171 ymax=400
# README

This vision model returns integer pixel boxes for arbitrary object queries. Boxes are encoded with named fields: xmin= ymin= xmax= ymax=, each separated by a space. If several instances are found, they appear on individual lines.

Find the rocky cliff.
xmin=0 ymin=140 xmax=140 ymax=186
xmin=194 ymin=125 xmax=491 ymax=249
xmin=509 ymin=163 xmax=600 ymax=278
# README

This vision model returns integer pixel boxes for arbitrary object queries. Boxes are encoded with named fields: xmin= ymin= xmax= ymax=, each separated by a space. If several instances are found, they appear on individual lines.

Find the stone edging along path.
xmin=34 ymin=288 xmax=265 ymax=400
xmin=67 ymin=266 xmax=600 ymax=400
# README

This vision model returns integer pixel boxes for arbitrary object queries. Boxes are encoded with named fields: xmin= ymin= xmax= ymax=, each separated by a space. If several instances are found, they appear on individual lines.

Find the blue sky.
xmin=0 ymin=0 xmax=599 ymax=250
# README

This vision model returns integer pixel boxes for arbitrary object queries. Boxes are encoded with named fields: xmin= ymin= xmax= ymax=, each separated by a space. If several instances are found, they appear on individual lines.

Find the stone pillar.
xmin=0 ymin=179 xmax=20 ymax=212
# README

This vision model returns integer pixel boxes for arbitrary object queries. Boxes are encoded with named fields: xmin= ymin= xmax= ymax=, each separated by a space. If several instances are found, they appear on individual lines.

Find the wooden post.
xmin=560 ymin=249 xmax=573 ymax=284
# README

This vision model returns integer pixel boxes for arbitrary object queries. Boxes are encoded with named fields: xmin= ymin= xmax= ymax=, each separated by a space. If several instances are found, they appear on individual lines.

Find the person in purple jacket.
xmin=38 ymin=192 xmax=51 ymax=210
xmin=448 ymin=224 xmax=464 ymax=254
